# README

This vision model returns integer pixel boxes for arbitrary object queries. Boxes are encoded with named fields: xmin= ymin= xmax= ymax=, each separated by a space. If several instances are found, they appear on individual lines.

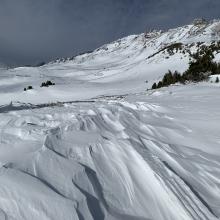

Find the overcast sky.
xmin=0 ymin=0 xmax=219 ymax=66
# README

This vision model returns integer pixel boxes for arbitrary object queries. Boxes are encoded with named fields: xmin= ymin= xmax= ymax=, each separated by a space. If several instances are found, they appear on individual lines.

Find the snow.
xmin=0 ymin=20 xmax=219 ymax=106
xmin=0 ymin=20 xmax=220 ymax=220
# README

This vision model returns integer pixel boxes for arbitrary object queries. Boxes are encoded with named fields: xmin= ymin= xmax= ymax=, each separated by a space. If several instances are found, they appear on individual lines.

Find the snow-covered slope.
xmin=0 ymin=20 xmax=220 ymax=220
xmin=0 ymin=19 xmax=220 ymax=105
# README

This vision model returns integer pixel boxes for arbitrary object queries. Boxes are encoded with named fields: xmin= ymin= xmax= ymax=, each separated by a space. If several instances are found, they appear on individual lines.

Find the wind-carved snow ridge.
xmin=0 ymin=85 xmax=220 ymax=220
xmin=0 ymin=20 xmax=220 ymax=219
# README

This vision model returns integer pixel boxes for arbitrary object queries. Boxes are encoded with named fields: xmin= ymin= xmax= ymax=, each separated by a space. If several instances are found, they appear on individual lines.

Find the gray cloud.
xmin=0 ymin=0 xmax=219 ymax=66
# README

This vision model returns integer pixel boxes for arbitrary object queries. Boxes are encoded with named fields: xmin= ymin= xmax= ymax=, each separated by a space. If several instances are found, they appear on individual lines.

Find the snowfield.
xmin=0 ymin=20 xmax=220 ymax=220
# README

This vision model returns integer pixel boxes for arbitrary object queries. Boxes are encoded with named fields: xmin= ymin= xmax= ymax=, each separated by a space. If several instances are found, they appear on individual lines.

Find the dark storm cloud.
xmin=0 ymin=0 xmax=219 ymax=66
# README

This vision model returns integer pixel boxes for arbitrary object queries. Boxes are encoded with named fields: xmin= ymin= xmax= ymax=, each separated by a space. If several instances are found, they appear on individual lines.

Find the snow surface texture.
xmin=0 ymin=20 xmax=220 ymax=220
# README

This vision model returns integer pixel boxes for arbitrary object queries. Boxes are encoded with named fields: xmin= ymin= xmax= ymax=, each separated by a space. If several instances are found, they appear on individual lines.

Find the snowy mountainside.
xmin=0 ymin=20 xmax=220 ymax=105
xmin=0 ymin=20 xmax=220 ymax=220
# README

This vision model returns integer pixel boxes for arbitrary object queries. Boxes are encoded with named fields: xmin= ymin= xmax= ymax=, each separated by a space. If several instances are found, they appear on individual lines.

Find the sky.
xmin=0 ymin=0 xmax=220 ymax=66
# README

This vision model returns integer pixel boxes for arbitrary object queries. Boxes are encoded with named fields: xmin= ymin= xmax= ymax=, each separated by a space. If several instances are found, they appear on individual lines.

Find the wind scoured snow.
xmin=0 ymin=84 xmax=220 ymax=220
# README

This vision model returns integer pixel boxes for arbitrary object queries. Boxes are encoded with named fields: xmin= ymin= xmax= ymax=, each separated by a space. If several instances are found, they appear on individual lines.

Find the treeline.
xmin=152 ymin=45 xmax=220 ymax=90
xmin=151 ymin=71 xmax=182 ymax=89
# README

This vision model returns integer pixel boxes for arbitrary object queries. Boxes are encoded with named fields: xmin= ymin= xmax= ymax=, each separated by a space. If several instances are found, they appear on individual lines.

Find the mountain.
xmin=0 ymin=19 xmax=219 ymax=105
xmin=0 ymin=19 xmax=220 ymax=220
